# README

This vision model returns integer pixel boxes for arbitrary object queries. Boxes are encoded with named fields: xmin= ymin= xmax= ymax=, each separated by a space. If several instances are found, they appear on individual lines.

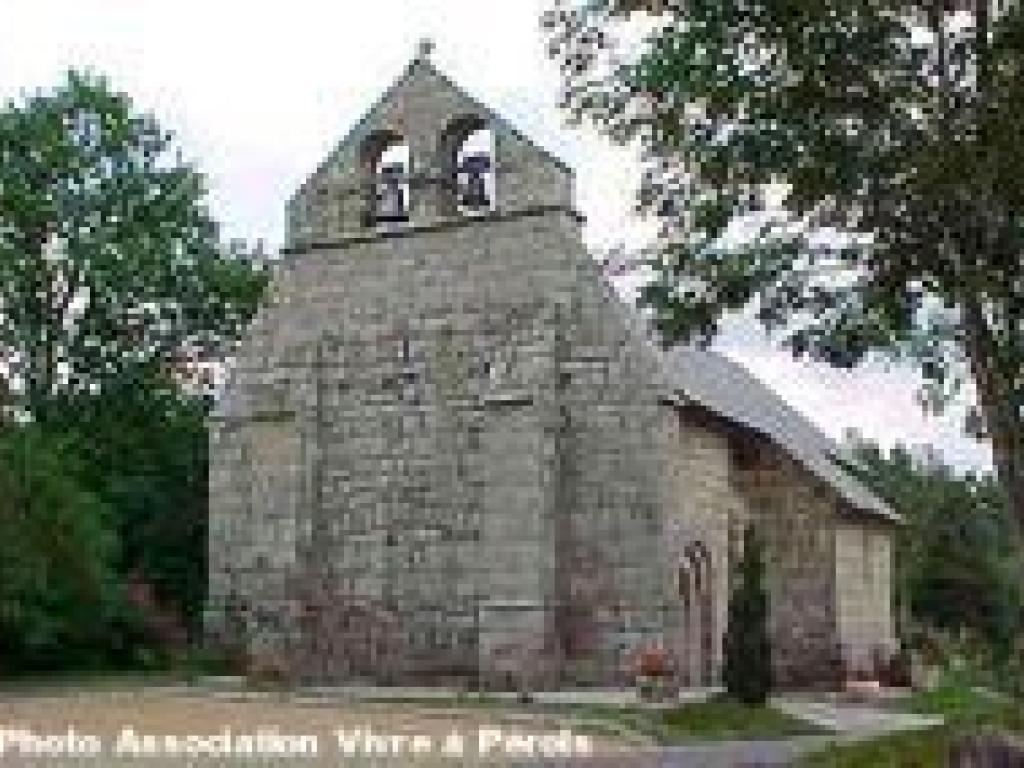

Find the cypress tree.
xmin=722 ymin=525 xmax=773 ymax=705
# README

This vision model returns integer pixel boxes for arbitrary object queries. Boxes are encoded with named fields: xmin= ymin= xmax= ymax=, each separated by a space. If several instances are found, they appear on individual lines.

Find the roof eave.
xmin=663 ymin=391 xmax=902 ymax=525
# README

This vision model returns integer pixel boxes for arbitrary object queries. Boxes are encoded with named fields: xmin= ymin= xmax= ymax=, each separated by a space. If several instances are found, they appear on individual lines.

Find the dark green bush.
xmin=722 ymin=525 xmax=772 ymax=705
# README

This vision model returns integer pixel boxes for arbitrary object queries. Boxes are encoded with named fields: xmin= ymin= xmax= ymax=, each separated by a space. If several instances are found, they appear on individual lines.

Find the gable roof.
xmin=585 ymin=266 xmax=897 ymax=524
xmin=661 ymin=344 xmax=899 ymax=523
xmin=587 ymin=267 xmax=896 ymax=523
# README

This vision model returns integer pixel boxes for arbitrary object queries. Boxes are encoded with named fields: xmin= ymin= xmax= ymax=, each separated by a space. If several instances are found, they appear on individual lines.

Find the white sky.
xmin=0 ymin=0 xmax=993 ymax=471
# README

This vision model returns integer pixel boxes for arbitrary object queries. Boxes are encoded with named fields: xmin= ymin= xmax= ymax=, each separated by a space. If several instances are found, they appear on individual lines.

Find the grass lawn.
xmin=899 ymin=684 xmax=1020 ymax=723
xmin=801 ymin=725 xmax=953 ymax=767
xmin=356 ymin=693 xmax=821 ymax=744
xmin=640 ymin=699 xmax=824 ymax=744
xmin=800 ymin=685 xmax=1024 ymax=767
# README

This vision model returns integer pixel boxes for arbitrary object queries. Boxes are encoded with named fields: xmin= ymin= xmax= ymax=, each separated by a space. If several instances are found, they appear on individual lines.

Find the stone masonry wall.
xmin=207 ymin=418 xmax=303 ymax=668
xmin=553 ymin=262 xmax=673 ymax=687
xmin=209 ymin=208 xmax=675 ymax=688
xmin=732 ymin=436 xmax=844 ymax=689
xmin=835 ymin=521 xmax=897 ymax=677
xmin=209 ymin=203 xmax=897 ymax=690
xmin=660 ymin=406 xmax=745 ymax=688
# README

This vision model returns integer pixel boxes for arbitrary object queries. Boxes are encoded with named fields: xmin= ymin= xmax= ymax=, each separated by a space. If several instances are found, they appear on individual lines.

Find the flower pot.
xmin=636 ymin=674 xmax=677 ymax=703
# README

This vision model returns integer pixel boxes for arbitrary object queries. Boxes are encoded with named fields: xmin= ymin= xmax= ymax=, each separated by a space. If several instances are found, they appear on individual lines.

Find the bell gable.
xmin=285 ymin=49 xmax=575 ymax=249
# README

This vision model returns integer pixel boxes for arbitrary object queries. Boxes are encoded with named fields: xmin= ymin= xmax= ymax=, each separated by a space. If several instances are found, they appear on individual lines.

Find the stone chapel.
xmin=205 ymin=46 xmax=900 ymax=691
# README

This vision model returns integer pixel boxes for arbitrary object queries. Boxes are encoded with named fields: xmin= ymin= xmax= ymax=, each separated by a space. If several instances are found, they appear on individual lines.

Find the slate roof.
xmin=661 ymin=344 xmax=900 ymax=523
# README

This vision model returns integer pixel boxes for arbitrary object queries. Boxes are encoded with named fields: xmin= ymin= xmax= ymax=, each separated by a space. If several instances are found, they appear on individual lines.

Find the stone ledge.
xmin=281 ymin=205 xmax=586 ymax=256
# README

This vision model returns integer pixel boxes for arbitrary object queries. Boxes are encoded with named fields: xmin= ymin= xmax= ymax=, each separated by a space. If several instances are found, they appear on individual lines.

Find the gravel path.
xmin=0 ymin=688 xmax=865 ymax=767
xmin=773 ymin=698 xmax=944 ymax=736
xmin=0 ymin=688 xmax=633 ymax=766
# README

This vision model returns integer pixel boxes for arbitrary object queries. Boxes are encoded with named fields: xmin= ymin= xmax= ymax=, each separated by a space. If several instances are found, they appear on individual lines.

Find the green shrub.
xmin=0 ymin=427 xmax=119 ymax=672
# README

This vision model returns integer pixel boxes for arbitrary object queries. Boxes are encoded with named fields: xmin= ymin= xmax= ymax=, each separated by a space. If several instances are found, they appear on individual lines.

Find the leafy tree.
xmin=0 ymin=69 xmax=266 ymax=423
xmin=0 ymin=71 xmax=268 ymax=669
xmin=722 ymin=525 xmax=772 ymax=705
xmin=847 ymin=440 xmax=1023 ymax=657
xmin=544 ymin=1 xmax=1024 ymax=530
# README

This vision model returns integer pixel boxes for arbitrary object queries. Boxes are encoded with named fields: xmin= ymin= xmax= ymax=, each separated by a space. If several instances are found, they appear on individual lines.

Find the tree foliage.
xmin=847 ymin=440 xmax=1023 ymax=657
xmin=722 ymin=525 xmax=772 ymax=705
xmin=0 ymin=71 xmax=267 ymax=671
xmin=59 ymin=385 xmax=211 ymax=637
xmin=0 ymin=69 xmax=266 ymax=421
xmin=544 ymin=0 xmax=1024 ymax=527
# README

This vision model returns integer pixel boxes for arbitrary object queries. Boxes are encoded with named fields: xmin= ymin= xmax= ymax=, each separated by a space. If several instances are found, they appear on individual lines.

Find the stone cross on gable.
xmin=415 ymin=37 xmax=435 ymax=62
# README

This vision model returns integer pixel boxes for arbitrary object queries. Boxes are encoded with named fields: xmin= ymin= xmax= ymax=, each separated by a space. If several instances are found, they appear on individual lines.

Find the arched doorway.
xmin=677 ymin=541 xmax=715 ymax=687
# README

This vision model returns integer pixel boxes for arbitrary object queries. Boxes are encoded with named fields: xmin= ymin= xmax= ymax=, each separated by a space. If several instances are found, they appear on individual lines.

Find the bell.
xmin=458 ymin=153 xmax=491 ymax=209
xmin=376 ymin=163 xmax=408 ymax=222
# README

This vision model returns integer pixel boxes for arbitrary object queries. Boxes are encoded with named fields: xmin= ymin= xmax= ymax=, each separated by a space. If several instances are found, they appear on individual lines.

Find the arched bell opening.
xmin=360 ymin=130 xmax=411 ymax=227
xmin=438 ymin=115 xmax=495 ymax=217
